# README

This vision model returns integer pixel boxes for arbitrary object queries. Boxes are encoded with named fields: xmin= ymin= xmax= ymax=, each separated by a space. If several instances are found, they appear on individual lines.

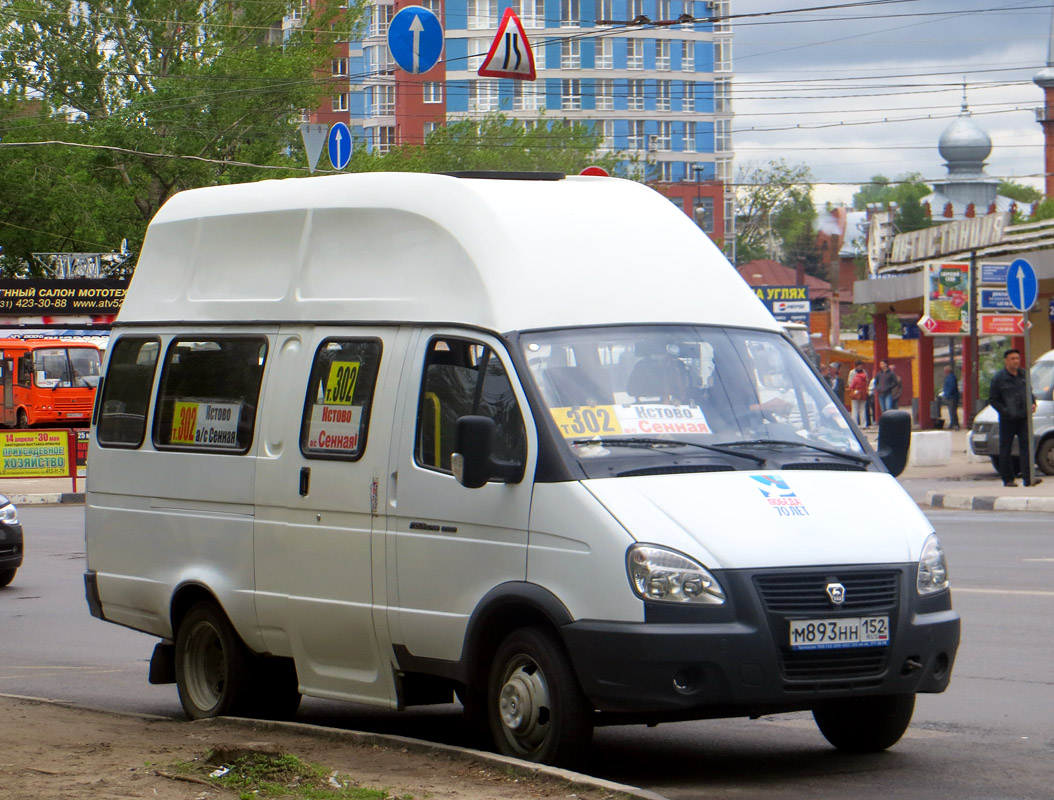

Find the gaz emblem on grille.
xmin=826 ymin=582 xmax=846 ymax=606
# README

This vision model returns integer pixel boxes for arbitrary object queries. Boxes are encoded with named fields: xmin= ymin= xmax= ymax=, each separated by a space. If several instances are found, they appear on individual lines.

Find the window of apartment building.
xmin=656 ymin=39 xmax=670 ymax=70
xmin=627 ymin=79 xmax=644 ymax=110
xmin=596 ymin=37 xmax=613 ymax=69
xmin=657 ymin=0 xmax=671 ymax=20
xmin=468 ymin=0 xmax=496 ymax=29
xmin=369 ymin=3 xmax=394 ymax=37
xmin=373 ymin=84 xmax=395 ymax=115
xmin=561 ymin=38 xmax=581 ymax=68
xmin=715 ymin=117 xmax=731 ymax=151
xmin=680 ymin=0 xmax=692 ymax=29
xmin=517 ymin=0 xmax=544 ymax=27
xmin=627 ymin=38 xmax=643 ymax=69
xmin=682 ymin=81 xmax=694 ymax=112
xmin=423 ymin=121 xmax=441 ymax=138
xmin=714 ymin=77 xmax=731 ymax=112
xmin=595 ymin=78 xmax=614 ymax=110
xmin=596 ymin=0 xmax=613 ymax=24
xmin=714 ymin=38 xmax=731 ymax=71
xmin=627 ymin=119 xmax=646 ymax=151
xmin=469 ymin=37 xmax=488 ymax=70
xmin=332 ymin=58 xmax=348 ymax=76
xmin=716 ymin=156 xmax=732 ymax=183
xmin=561 ymin=0 xmax=579 ymax=27
xmin=656 ymin=80 xmax=671 ymax=111
xmin=599 ymin=120 xmax=614 ymax=151
xmin=513 ymin=80 xmax=544 ymax=110
xmin=470 ymin=79 xmax=500 ymax=112
xmin=712 ymin=0 xmax=730 ymax=33
xmin=694 ymin=197 xmax=714 ymax=232
xmin=659 ymin=161 xmax=673 ymax=182
xmin=562 ymin=79 xmax=581 ymax=110
xmin=683 ymin=120 xmax=696 ymax=152
xmin=376 ymin=126 xmax=396 ymax=154
xmin=424 ymin=0 xmax=442 ymax=18
xmin=290 ymin=0 xmax=306 ymax=20
xmin=332 ymin=92 xmax=349 ymax=112
xmin=681 ymin=40 xmax=694 ymax=71
xmin=424 ymin=82 xmax=443 ymax=103
xmin=628 ymin=0 xmax=643 ymax=19
xmin=654 ymin=120 xmax=671 ymax=150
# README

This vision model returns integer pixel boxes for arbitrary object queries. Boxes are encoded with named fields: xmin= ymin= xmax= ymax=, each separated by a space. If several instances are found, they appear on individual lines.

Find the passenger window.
xmin=153 ymin=337 xmax=267 ymax=453
xmin=96 ymin=337 xmax=160 ymax=448
xmin=300 ymin=338 xmax=382 ymax=460
xmin=415 ymin=337 xmax=526 ymax=473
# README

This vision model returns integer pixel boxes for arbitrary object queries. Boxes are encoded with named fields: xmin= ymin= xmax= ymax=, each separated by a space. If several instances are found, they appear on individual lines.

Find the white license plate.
xmin=67 ymin=413 xmax=86 ymax=418
xmin=789 ymin=616 xmax=889 ymax=650
xmin=973 ymin=434 xmax=987 ymax=443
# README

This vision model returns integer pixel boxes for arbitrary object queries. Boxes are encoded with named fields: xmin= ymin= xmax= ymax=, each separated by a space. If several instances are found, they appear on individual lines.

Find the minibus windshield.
xmin=521 ymin=326 xmax=866 ymax=473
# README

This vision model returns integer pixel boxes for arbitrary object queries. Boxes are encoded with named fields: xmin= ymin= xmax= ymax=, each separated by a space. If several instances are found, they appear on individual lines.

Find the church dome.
xmin=938 ymin=111 xmax=991 ymax=168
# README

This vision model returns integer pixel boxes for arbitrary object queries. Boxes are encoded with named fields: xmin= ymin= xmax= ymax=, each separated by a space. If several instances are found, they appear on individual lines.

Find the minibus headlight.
xmin=0 ymin=501 xmax=19 ymax=526
xmin=627 ymin=545 xmax=726 ymax=605
xmin=917 ymin=533 xmax=949 ymax=595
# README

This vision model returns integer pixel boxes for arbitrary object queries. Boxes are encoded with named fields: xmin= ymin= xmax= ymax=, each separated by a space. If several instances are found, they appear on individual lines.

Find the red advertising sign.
xmin=978 ymin=313 xmax=1026 ymax=336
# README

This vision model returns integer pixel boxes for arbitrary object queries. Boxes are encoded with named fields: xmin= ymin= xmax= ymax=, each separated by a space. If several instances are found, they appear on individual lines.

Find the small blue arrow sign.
xmin=328 ymin=122 xmax=352 ymax=170
xmin=388 ymin=6 xmax=443 ymax=74
xmin=1007 ymin=258 xmax=1038 ymax=312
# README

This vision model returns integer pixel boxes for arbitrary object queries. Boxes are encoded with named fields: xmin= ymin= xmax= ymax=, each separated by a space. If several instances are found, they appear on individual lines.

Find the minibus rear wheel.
xmin=174 ymin=601 xmax=252 ymax=719
xmin=487 ymin=626 xmax=593 ymax=766
xmin=813 ymin=693 xmax=915 ymax=753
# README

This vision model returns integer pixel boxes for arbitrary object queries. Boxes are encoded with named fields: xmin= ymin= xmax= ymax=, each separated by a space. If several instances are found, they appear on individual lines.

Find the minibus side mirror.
xmin=452 ymin=415 xmax=524 ymax=489
xmin=876 ymin=410 xmax=911 ymax=477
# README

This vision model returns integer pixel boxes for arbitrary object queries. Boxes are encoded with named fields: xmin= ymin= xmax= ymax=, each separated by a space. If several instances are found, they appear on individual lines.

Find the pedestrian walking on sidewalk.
xmin=828 ymin=362 xmax=845 ymax=403
xmin=989 ymin=348 xmax=1039 ymax=487
xmin=849 ymin=363 xmax=869 ymax=426
xmin=875 ymin=360 xmax=900 ymax=415
xmin=939 ymin=365 xmax=960 ymax=430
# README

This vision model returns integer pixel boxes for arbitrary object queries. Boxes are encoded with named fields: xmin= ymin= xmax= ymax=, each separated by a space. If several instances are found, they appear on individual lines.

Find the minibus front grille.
xmin=55 ymin=397 xmax=92 ymax=409
xmin=754 ymin=570 xmax=900 ymax=614
xmin=616 ymin=464 xmax=735 ymax=477
xmin=780 ymin=648 xmax=888 ymax=684
xmin=778 ymin=462 xmax=867 ymax=471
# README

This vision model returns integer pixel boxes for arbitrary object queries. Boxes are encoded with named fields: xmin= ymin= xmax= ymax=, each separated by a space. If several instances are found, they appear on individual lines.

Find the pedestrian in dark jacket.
xmin=989 ymin=348 xmax=1039 ymax=487
xmin=940 ymin=365 xmax=960 ymax=430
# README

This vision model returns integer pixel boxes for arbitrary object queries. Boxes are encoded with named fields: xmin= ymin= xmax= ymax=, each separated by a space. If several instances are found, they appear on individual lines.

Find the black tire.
xmin=813 ymin=694 xmax=915 ymax=753
xmin=1037 ymin=438 xmax=1054 ymax=477
xmin=0 ymin=568 xmax=15 ymax=587
xmin=487 ymin=626 xmax=593 ymax=767
xmin=174 ymin=601 xmax=252 ymax=719
xmin=15 ymin=409 xmax=28 ymax=429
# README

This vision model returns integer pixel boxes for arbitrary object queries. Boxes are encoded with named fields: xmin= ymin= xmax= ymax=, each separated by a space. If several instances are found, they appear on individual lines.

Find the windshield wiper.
xmin=570 ymin=437 xmax=766 ymax=466
xmin=713 ymin=438 xmax=873 ymax=465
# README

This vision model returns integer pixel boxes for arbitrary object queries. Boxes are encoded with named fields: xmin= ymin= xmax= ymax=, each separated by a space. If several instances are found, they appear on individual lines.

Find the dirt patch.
xmin=0 ymin=696 xmax=647 ymax=800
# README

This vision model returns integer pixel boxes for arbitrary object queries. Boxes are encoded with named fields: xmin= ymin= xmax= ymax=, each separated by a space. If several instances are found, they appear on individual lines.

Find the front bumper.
xmin=0 ymin=522 xmax=24 ymax=571
xmin=561 ymin=565 xmax=960 ymax=719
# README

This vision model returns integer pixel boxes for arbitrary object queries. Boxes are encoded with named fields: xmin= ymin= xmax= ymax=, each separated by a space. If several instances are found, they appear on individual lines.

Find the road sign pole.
xmin=1024 ymin=310 xmax=1036 ymax=487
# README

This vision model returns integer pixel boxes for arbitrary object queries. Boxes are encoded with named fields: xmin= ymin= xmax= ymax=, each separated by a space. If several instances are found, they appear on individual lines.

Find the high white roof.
xmin=119 ymin=172 xmax=778 ymax=334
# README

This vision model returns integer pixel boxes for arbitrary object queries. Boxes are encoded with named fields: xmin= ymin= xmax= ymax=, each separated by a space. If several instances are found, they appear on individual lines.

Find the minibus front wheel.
xmin=487 ymin=626 xmax=593 ymax=766
xmin=813 ymin=693 xmax=915 ymax=753
xmin=174 ymin=601 xmax=252 ymax=719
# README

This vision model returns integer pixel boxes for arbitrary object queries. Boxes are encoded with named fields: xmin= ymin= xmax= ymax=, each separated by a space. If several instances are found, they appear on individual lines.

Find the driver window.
xmin=415 ymin=337 xmax=526 ymax=473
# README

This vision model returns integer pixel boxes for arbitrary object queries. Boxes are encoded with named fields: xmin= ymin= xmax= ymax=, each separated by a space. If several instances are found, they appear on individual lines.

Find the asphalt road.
xmin=2 ymin=505 xmax=1052 ymax=799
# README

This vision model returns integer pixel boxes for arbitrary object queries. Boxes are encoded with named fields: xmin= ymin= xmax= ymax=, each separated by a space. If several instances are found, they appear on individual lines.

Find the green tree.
xmin=997 ymin=180 xmax=1042 ymax=204
xmin=0 ymin=0 xmax=357 ymax=272
xmin=852 ymin=172 xmax=931 ymax=233
xmin=359 ymin=114 xmax=624 ymax=177
xmin=733 ymin=159 xmax=815 ymax=266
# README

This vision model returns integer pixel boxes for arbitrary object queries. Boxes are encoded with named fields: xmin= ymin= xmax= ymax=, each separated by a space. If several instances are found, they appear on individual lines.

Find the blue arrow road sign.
xmin=1006 ymin=258 xmax=1038 ymax=312
xmin=328 ymin=122 xmax=352 ymax=170
xmin=388 ymin=6 xmax=443 ymax=74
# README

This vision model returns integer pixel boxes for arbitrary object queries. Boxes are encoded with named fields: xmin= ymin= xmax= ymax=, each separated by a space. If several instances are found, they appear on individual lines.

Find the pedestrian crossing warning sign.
xmin=478 ymin=8 xmax=537 ymax=80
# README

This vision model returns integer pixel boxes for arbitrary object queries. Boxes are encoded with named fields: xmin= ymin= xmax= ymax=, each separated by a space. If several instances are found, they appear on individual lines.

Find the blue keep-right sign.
xmin=1006 ymin=258 xmax=1038 ymax=312
xmin=328 ymin=122 xmax=352 ymax=170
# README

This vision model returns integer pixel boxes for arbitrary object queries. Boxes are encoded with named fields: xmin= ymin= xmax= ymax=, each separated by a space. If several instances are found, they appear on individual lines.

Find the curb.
xmin=5 ymin=492 xmax=84 ymax=505
xmin=923 ymin=491 xmax=1054 ymax=513
xmin=0 ymin=693 xmax=669 ymax=800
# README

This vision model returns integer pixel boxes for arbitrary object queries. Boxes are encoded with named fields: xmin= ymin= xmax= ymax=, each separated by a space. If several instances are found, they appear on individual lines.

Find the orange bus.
xmin=0 ymin=338 xmax=102 ymax=428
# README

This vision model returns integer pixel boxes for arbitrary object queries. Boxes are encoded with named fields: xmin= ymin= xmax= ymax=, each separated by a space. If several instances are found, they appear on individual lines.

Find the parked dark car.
xmin=0 ymin=494 xmax=23 ymax=587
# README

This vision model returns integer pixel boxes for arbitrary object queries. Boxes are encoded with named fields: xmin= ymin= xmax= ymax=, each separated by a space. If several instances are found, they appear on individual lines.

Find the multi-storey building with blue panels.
xmin=346 ymin=0 xmax=731 ymax=179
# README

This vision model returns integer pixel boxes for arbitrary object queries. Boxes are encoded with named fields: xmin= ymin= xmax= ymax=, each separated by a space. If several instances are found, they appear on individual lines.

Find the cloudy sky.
xmin=731 ymin=0 xmax=1054 ymax=206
